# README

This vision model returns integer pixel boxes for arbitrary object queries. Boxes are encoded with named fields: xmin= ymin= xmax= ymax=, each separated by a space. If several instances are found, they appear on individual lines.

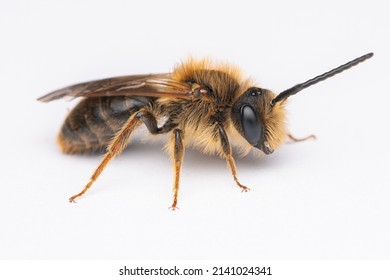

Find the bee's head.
xmin=231 ymin=87 xmax=287 ymax=154
xmin=232 ymin=53 xmax=373 ymax=154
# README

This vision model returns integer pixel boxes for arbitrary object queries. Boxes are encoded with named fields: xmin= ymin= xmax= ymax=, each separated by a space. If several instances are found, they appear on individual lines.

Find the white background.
xmin=1 ymin=0 xmax=389 ymax=261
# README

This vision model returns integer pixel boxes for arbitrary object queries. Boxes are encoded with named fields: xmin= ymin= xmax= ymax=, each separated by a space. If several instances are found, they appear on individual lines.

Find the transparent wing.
xmin=38 ymin=73 xmax=193 ymax=102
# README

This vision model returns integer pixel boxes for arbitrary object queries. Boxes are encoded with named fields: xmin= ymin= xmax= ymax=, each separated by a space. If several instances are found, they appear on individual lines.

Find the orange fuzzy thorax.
xmin=167 ymin=58 xmax=288 ymax=157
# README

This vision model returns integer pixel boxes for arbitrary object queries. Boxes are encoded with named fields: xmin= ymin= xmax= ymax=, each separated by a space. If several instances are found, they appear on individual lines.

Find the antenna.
xmin=270 ymin=52 xmax=374 ymax=107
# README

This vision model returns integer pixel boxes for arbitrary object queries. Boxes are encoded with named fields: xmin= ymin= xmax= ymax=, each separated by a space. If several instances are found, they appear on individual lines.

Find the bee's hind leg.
xmin=69 ymin=110 xmax=143 ymax=202
xmin=69 ymin=109 xmax=178 ymax=203
xmin=217 ymin=124 xmax=249 ymax=192
xmin=287 ymin=133 xmax=316 ymax=143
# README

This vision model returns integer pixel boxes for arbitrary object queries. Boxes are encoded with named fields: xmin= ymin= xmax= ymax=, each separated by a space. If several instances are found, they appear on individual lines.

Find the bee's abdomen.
xmin=58 ymin=96 xmax=151 ymax=154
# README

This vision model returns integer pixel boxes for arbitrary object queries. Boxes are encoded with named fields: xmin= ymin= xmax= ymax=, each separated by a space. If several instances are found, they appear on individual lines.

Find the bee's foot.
xmin=240 ymin=185 xmax=250 ymax=192
xmin=169 ymin=205 xmax=180 ymax=211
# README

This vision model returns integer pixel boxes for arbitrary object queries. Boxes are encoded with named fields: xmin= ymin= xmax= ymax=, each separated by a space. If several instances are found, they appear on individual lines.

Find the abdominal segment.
xmin=57 ymin=96 xmax=152 ymax=154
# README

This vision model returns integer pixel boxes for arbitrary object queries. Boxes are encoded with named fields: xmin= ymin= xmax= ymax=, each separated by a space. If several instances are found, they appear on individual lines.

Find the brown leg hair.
xmin=69 ymin=110 xmax=142 ymax=202
xmin=217 ymin=124 xmax=249 ymax=192
xmin=287 ymin=133 xmax=316 ymax=143
xmin=169 ymin=129 xmax=184 ymax=210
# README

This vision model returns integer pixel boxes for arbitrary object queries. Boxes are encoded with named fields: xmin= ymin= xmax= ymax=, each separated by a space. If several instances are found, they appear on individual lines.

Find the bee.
xmin=38 ymin=53 xmax=373 ymax=209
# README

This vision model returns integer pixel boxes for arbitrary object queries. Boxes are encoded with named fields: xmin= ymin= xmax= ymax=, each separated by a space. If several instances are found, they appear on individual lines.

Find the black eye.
xmin=241 ymin=105 xmax=262 ymax=145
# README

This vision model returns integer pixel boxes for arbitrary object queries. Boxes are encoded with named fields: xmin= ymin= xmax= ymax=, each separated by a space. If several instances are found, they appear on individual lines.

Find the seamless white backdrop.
xmin=0 ymin=0 xmax=389 ymax=259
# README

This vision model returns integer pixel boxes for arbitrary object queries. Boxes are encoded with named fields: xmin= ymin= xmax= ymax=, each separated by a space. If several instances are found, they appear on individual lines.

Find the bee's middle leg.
xmin=138 ymin=110 xmax=177 ymax=134
xmin=169 ymin=129 xmax=184 ymax=210
xmin=217 ymin=124 xmax=249 ymax=192
xmin=138 ymin=111 xmax=184 ymax=210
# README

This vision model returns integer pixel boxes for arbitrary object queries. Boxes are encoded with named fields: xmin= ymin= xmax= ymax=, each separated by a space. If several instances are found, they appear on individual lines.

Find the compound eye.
xmin=241 ymin=105 xmax=262 ymax=145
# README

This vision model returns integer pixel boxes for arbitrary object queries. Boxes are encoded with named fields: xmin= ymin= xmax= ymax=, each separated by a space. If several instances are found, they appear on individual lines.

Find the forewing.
xmin=38 ymin=73 xmax=193 ymax=102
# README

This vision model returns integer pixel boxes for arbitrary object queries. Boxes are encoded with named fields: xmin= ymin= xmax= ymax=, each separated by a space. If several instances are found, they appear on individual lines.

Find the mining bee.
xmin=38 ymin=53 xmax=373 ymax=209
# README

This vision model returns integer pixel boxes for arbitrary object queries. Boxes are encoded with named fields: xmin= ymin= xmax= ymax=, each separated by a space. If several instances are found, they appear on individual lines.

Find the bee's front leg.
xmin=217 ymin=124 xmax=250 ymax=192
xmin=287 ymin=133 xmax=316 ymax=143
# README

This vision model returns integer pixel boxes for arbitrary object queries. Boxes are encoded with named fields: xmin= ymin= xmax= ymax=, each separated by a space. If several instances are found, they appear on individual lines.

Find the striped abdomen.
xmin=58 ymin=96 xmax=152 ymax=153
